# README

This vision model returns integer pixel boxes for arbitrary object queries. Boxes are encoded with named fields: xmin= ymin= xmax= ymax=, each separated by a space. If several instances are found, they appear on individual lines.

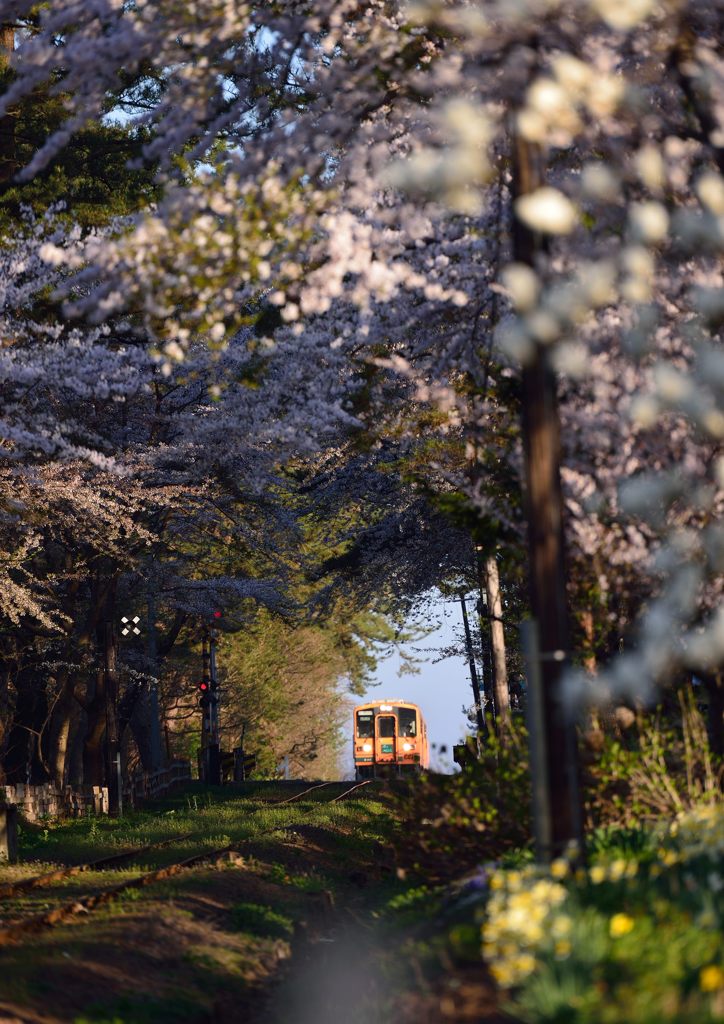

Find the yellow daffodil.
xmin=551 ymin=914 xmax=572 ymax=938
xmin=513 ymin=953 xmax=537 ymax=977
xmin=700 ymin=965 xmax=724 ymax=992
xmin=608 ymin=859 xmax=627 ymax=881
xmin=609 ymin=913 xmax=635 ymax=938
xmin=550 ymin=858 xmax=570 ymax=879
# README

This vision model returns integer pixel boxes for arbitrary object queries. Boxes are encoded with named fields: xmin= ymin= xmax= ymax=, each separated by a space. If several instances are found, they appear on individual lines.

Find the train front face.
xmin=353 ymin=702 xmax=424 ymax=778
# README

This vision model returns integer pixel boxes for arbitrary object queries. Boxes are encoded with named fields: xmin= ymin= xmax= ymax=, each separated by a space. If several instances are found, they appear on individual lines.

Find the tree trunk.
xmin=67 ymin=709 xmax=85 ymax=786
xmin=81 ymin=573 xmax=120 ymax=801
xmin=143 ymin=579 xmax=164 ymax=770
xmin=0 ymin=663 xmax=10 ymax=783
xmin=4 ymin=666 xmax=49 ymax=785
xmin=129 ymin=684 xmax=163 ymax=772
xmin=82 ymin=665 xmax=107 ymax=786
xmin=485 ymin=555 xmax=510 ymax=729
xmin=512 ymin=129 xmax=582 ymax=856
xmin=47 ymin=671 xmax=80 ymax=790
xmin=0 ymin=25 xmax=15 ymax=183
xmin=102 ymin=615 xmax=121 ymax=814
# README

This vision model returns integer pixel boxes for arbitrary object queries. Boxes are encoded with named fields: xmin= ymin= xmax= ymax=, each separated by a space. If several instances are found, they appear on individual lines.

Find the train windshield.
xmin=398 ymin=707 xmax=417 ymax=737
xmin=378 ymin=716 xmax=396 ymax=737
xmin=356 ymin=710 xmax=374 ymax=738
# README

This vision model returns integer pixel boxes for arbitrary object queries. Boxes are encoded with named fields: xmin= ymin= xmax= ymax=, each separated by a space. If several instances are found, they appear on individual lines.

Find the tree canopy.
xmin=0 ymin=0 xmax=721 ymax=796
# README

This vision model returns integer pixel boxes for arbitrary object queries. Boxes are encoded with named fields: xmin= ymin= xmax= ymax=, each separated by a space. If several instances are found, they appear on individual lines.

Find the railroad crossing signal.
xmin=198 ymin=679 xmax=219 ymax=709
xmin=121 ymin=615 xmax=141 ymax=636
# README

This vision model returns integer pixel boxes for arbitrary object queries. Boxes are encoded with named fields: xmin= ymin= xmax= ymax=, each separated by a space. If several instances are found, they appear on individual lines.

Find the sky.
xmin=341 ymin=592 xmax=477 ymax=778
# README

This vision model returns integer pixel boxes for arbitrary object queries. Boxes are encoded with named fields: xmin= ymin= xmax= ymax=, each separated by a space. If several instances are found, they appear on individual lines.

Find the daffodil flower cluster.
xmin=482 ymin=803 xmax=724 ymax=1021
xmin=665 ymin=802 xmax=724 ymax=864
xmin=482 ymin=866 xmax=570 ymax=987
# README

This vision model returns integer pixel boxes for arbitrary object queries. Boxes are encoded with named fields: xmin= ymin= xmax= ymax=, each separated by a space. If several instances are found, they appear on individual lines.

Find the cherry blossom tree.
xmin=0 ymin=0 xmax=721 ymax=837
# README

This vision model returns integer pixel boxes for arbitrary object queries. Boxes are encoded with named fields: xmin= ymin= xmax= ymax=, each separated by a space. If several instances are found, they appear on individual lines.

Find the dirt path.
xmin=250 ymin=825 xmax=508 ymax=1024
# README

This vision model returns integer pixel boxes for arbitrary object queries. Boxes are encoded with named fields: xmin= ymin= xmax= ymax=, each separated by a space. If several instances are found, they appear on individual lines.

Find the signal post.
xmin=198 ymin=621 xmax=222 ymax=784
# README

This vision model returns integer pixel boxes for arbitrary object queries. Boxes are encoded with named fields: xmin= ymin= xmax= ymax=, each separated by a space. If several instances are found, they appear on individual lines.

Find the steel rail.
xmin=274 ymin=781 xmax=339 ymax=804
xmin=0 ymin=841 xmax=239 ymax=945
xmin=330 ymin=779 xmax=374 ymax=802
xmin=0 ymin=831 xmax=199 ymax=901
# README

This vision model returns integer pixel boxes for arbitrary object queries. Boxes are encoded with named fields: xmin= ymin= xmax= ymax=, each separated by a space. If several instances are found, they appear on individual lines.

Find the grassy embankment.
xmin=0 ymin=782 xmax=448 ymax=1024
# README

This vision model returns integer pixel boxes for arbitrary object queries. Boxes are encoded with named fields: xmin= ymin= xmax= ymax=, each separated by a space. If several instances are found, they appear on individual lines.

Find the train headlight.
xmin=402 ymin=742 xmax=412 ymax=752
xmin=363 ymin=742 xmax=373 ymax=753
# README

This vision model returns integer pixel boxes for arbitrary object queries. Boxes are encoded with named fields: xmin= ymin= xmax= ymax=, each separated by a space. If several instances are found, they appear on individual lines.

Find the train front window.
xmin=398 ymin=708 xmax=417 ymax=737
xmin=356 ymin=710 xmax=374 ymax=738
xmin=378 ymin=716 xmax=395 ymax=738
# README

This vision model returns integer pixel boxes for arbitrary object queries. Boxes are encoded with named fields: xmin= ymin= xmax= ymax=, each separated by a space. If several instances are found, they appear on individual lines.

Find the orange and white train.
xmin=353 ymin=699 xmax=429 ymax=779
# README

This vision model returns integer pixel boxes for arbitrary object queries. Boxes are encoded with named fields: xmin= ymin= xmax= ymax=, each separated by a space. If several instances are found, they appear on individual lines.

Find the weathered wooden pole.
xmin=511 ymin=131 xmax=582 ymax=855
xmin=484 ymin=554 xmax=510 ymax=729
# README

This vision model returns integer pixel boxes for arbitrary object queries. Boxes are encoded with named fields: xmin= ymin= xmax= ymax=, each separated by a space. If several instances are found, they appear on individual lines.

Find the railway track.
xmin=0 ymin=830 xmax=200 ymax=901
xmin=0 ymin=779 xmax=377 ymax=946
xmin=273 ymin=779 xmax=375 ymax=804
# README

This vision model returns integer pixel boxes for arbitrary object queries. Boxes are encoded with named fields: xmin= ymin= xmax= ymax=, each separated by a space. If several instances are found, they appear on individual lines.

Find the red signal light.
xmin=198 ymin=681 xmax=209 ymax=691
xmin=213 ymin=610 xmax=222 ymax=619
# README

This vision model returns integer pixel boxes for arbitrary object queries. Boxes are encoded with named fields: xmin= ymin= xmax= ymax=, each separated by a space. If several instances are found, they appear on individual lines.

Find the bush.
xmin=394 ymin=722 xmax=531 ymax=883
xmin=584 ymin=690 xmax=723 ymax=829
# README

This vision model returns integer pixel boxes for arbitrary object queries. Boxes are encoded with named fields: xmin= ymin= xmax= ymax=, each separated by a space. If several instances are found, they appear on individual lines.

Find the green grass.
xmin=230 ymin=901 xmax=294 ymax=939
xmin=2 ymin=791 xmax=400 ymax=927
xmin=0 ymin=784 xmax=417 ymax=1024
xmin=586 ymin=823 xmax=657 ymax=860
xmin=74 ymin=992 xmax=204 ymax=1024
xmin=264 ymin=861 xmax=331 ymax=893
xmin=8 ymin=785 xmax=396 ymax=874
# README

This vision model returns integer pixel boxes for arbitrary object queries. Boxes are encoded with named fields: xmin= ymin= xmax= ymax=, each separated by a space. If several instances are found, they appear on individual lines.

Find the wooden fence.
xmin=123 ymin=760 xmax=193 ymax=806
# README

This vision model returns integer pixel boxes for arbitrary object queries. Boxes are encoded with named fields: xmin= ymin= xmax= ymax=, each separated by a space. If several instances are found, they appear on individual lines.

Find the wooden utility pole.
xmin=459 ymin=592 xmax=486 ymax=737
xmin=482 ymin=553 xmax=510 ymax=729
xmin=511 ymin=131 xmax=582 ymax=855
